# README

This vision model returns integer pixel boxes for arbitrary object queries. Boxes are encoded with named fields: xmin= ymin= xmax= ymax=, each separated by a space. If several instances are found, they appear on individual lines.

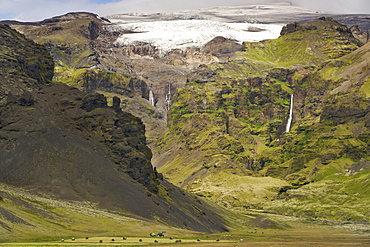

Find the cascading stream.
xmin=285 ymin=94 xmax=293 ymax=133
xmin=149 ymin=89 xmax=155 ymax=106
xmin=165 ymin=83 xmax=171 ymax=110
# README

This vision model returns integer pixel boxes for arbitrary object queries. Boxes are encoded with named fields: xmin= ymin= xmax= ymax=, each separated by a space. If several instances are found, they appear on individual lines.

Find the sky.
xmin=0 ymin=0 xmax=369 ymax=21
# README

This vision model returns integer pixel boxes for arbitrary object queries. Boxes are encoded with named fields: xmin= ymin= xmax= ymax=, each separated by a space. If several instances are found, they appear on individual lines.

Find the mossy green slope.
xmin=156 ymin=17 xmax=370 ymax=222
xmin=262 ymin=166 xmax=370 ymax=221
xmin=240 ymin=17 xmax=360 ymax=67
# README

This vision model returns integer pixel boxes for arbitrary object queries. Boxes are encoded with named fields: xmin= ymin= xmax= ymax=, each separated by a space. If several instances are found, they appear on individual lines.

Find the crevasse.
xmin=285 ymin=94 xmax=293 ymax=133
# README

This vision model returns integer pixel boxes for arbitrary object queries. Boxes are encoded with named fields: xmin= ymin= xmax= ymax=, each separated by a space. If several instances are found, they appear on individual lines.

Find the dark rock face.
xmin=119 ymin=45 xmax=159 ymax=57
xmin=350 ymin=25 xmax=369 ymax=45
xmin=0 ymin=84 xmax=157 ymax=192
xmin=88 ymin=21 xmax=101 ymax=40
xmin=269 ymin=68 xmax=292 ymax=82
xmin=281 ymin=17 xmax=346 ymax=35
xmin=187 ymin=65 xmax=216 ymax=83
xmin=0 ymin=24 xmax=54 ymax=103
xmin=79 ymin=70 xmax=148 ymax=99
xmin=6 ymin=91 xmax=35 ymax=106
xmin=321 ymin=105 xmax=370 ymax=124
xmin=80 ymin=93 xmax=108 ymax=112
xmin=202 ymin=36 xmax=241 ymax=62
xmin=112 ymin=96 xmax=121 ymax=112
xmin=0 ymin=23 xmax=156 ymax=192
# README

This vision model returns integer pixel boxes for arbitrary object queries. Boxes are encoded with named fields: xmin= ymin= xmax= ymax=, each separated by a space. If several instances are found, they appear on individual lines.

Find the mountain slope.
xmin=155 ymin=17 xmax=370 ymax=221
xmin=0 ymin=24 xmax=227 ymax=237
xmin=241 ymin=17 xmax=361 ymax=67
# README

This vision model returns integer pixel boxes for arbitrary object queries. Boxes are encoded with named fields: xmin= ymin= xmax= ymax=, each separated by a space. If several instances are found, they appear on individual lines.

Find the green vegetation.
xmin=2 ymin=14 xmax=370 ymax=244
xmin=0 ymin=182 xmax=369 ymax=245
xmin=55 ymin=68 xmax=133 ymax=94
xmin=156 ymin=17 xmax=370 ymax=223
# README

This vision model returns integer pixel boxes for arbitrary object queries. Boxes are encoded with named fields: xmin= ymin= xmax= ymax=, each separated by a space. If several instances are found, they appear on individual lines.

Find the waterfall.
xmin=165 ymin=83 xmax=171 ymax=110
xmin=149 ymin=89 xmax=155 ymax=106
xmin=285 ymin=94 xmax=293 ymax=133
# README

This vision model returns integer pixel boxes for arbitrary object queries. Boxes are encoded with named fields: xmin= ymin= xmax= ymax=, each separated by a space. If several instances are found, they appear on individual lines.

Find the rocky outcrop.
xmin=350 ymin=25 xmax=369 ymax=45
xmin=40 ymin=12 xmax=103 ymax=24
xmin=321 ymin=104 xmax=370 ymax=124
xmin=0 ymin=83 xmax=158 ymax=192
xmin=0 ymin=22 xmax=156 ymax=195
xmin=202 ymin=36 xmax=241 ymax=62
xmin=77 ymin=69 xmax=148 ymax=98
xmin=281 ymin=17 xmax=348 ymax=35
xmin=80 ymin=92 xmax=108 ymax=112
xmin=120 ymin=45 xmax=159 ymax=57
xmin=345 ymin=159 xmax=370 ymax=176
xmin=187 ymin=64 xmax=216 ymax=83
xmin=0 ymin=24 xmax=54 ymax=103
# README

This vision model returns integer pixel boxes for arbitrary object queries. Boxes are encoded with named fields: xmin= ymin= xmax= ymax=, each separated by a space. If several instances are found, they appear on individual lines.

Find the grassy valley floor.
xmin=1 ymin=226 xmax=369 ymax=247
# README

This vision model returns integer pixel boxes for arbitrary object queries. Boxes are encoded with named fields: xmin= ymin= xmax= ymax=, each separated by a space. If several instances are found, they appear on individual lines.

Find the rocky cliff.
xmin=0 ymin=24 xmax=227 ymax=235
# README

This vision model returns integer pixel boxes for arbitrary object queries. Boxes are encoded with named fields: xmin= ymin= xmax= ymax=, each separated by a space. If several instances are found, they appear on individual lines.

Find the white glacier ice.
xmin=112 ymin=19 xmax=284 ymax=55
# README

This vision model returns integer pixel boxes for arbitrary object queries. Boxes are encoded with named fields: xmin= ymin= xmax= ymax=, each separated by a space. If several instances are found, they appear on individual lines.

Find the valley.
xmin=0 ymin=1 xmax=370 ymax=245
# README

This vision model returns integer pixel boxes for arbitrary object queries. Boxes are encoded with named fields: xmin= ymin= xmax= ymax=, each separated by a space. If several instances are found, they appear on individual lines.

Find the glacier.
xmin=112 ymin=19 xmax=284 ymax=55
xmin=107 ymin=2 xmax=323 ymax=56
